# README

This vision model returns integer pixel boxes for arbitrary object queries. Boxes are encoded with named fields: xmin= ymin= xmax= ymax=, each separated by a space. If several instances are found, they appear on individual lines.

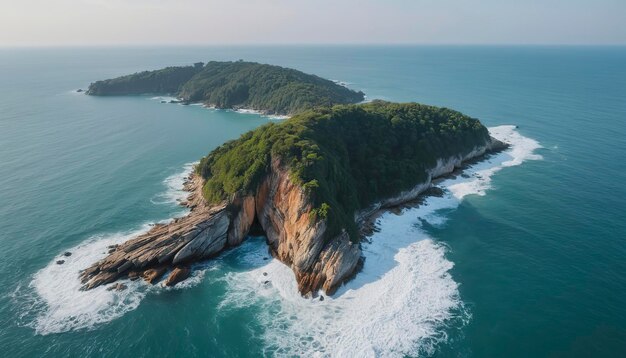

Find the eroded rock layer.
xmin=80 ymin=137 xmax=505 ymax=294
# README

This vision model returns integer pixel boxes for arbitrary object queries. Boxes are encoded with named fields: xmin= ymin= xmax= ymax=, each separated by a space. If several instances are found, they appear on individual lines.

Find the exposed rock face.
xmin=255 ymin=158 xmax=360 ymax=295
xmin=80 ymin=137 xmax=506 ymax=295
xmin=227 ymin=196 xmax=255 ymax=247
xmin=356 ymin=137 xmax=507 ymax=224
xmin=165 ymin=266 xmax=191 ymax=287
xmin=79 ymin=175 xmax=248 ymax=289
xmin=143 ymin=267 xmax=167 ymax=284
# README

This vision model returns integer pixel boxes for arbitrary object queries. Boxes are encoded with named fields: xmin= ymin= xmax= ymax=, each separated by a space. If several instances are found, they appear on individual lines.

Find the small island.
xmin=86 ymin=61 xmax=365 ymax=115
xmin=80 ymin=100 xmax=506 ymax=295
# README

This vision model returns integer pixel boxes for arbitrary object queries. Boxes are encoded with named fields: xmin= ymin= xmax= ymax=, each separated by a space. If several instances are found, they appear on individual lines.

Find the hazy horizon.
xmin=1 ymin=0 xmax=625 ymax=47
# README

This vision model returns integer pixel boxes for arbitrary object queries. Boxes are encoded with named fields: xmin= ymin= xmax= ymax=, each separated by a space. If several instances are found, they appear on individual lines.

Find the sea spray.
xmin=28 ymin=162 xmax=198 ymax=334
xmin=29 ymin=227 xmax=151 ymax=334
xmin=27 ymin=125 xmax=541 ymax=346
xmin=150 ymin=162 xmax=196 ymax=206
xmin=219 ymin=125 xmax=542 ymax=356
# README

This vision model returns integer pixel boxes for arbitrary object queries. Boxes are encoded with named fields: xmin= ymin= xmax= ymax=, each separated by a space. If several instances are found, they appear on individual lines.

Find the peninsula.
xmin=80 ymin=100 xmax=506 ymax=295
xmin=86 ymin=61 xmax=365 ymax=115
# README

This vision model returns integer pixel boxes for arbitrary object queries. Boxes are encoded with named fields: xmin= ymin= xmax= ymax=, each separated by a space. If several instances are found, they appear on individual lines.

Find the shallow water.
xmin=0 ymin=46 xmax=625 ymax=357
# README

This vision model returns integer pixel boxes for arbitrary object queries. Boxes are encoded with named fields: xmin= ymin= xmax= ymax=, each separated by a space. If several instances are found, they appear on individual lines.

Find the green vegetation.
xmin=196 ymin=101 xmax=491 ymax=242
xmin=87 ymin=61 xmax=364 ymax=115
xmin=86 ymin=64 xmax=202 ymax=96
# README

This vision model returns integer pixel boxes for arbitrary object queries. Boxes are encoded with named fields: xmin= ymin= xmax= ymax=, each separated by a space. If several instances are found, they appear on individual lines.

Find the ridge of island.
xmin=86 ymin=61 xmax=365 ymax=115
xmin=80 ymin=95 xmax=507 ymax=295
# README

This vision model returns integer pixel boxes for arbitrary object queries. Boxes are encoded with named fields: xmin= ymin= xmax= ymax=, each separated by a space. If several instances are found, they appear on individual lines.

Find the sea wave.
xmin=150 ymin=162 xmax=196 ymax=206
xmin=218 ymin=125 xmax=542 ymax=357
xmin=27 ymin=163 xmax=200 ymax=335
xmin=150 ymin=96 xmax=180 ymax=103
xmin=26 ymin=125 xmax=541 ymax=345
xmin=26 ymin=222 xmax=212 ymax=335
xmin=28 ymin=226 xmax=151 ymax=334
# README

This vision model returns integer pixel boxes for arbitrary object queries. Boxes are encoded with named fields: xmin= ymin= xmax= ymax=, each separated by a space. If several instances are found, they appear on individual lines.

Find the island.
xmin=80 ymin=100 xmax=507 ymax=295
xmin=86 ymin=61 xmax=365 ymax=115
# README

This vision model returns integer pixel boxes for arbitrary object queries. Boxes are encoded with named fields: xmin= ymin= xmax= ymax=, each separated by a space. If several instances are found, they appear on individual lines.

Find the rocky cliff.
xmin=80 ymin=136 xmax=505 ymax=294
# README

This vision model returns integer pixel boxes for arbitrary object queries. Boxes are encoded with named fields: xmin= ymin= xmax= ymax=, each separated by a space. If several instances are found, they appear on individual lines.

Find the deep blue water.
xmin=0 ymin=46 xmax=625 ymax=357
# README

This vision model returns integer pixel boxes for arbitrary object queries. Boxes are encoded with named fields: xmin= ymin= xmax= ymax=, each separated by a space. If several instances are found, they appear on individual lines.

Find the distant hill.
xmin=86 ymin=61 xmax=365 ymax=115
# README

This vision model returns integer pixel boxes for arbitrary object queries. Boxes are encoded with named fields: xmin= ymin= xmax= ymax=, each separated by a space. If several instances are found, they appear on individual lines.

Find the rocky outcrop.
xmin=80 ymin=137 xmax=506 ymax=295
xmin=164 ymin=266 xmax=191 ymax=287
xmin=255 ymin=157 xmax=361 ymax=295
xmin=79 ymin=175 xmax=250 ymax=290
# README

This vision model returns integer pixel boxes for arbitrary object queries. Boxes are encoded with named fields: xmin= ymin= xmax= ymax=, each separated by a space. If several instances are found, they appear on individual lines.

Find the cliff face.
xmin=80 ymin=137 xmax=505 ymax=294
xmin=255 ymin=157 xmax=361 ymax=295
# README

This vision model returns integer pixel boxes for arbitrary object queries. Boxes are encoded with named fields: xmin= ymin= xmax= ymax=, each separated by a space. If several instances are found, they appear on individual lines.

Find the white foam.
xmin=29 ymin=226 xmax=151 ymax=334
xmin=331 ymin=79 xmax=352 ymax=88
xmin=28 ymin=162 xmax=202 ymax=334
xmin=28 ymin=223 xmax=214 ymax=334
xmin=447 ymin=125 xmax=542 ymax=200
xmin=219 ymin=125 xmax=542 ymax=356
xmin=150 ymin=162 xmax=195 ymax=206
xmin=233 ymin=108 xmax=290 ymax=120
xmin=150 ymin=96 xmax=180 ymax=103
xmin=27 ymin=125 xmax=541 ymax=346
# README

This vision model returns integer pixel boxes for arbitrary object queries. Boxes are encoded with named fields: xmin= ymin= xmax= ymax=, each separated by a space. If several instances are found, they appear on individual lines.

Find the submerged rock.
xmin=164 ymin=266 xmax=191 ymax=287
xmin=127 ymin=271 xmax=141 ymax=281
xmin=56 ymin=260 xmax=65 ymax=265
xmin=143 ymin=267 xmax=167 ymax=284
xmin=106 ymin=283 xmax=127 ymax=291
xmin=63 ymin=252 xmax=72 ymax=257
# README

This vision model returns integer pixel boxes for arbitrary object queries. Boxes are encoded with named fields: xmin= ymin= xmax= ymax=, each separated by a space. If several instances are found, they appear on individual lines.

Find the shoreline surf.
xmin=26 ymin=124 xmax=541 ymax=356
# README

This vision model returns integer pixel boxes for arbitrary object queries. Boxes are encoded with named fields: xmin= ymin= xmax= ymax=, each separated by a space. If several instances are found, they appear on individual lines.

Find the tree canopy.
xmin=197 ymin=101 xmax=491 ymax=241
xmin=87 ymin=61 xmax=364 ymax=115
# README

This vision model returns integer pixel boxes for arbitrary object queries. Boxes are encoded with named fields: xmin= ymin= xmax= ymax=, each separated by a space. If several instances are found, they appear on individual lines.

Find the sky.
xmin=1 ymin=0 xmax=625 ymax=46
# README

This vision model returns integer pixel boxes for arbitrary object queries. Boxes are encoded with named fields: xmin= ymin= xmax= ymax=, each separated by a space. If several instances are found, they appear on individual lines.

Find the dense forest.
xmin=196 ymin=101 xmax=492 ymax=241
xmin=87 ymin=61 xmax=364 ymax=115
xmin=86 ymin=63 xmax=204 ymax=96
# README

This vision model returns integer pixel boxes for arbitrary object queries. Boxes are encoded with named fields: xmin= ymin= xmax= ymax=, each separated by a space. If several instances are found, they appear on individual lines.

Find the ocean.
xmin=0 ymin=46 xmax=624 ymax=357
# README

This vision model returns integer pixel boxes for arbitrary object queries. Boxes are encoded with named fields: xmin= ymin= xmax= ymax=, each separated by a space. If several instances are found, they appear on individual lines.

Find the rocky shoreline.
xmin=79 ymin=174 xmax=236 ymax=289
xmin=80 ymin=137 xmax=507 ymax=294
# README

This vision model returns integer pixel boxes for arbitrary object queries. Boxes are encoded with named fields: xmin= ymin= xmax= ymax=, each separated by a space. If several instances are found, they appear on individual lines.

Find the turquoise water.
xmin=0 ymin=46 xmax=625 ymax=357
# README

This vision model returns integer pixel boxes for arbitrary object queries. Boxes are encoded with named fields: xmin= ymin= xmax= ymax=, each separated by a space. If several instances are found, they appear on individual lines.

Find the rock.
xmin=76 ymin=89 xmax=83 ymax=92
xmin=79 ymin=139 xmax=501 ymax=295
xmin=106 ymin=283 xmax=128 ymax=291
xmin=172 ymin=211 xmax=230 ymax=264
xmin=107 ymin=244 xmax=118 ymax=249
xmin=143 ymin=267 xmax=167 ymax=284
xmin=127 ymin=271 xmax=141 ymax=281
xmin=117 ymin=260 xmax=133 ymax=273
xmin=164 ymin=266 xmax=191 ymax=287
xmin=63 ymin=252 xmax=72 ymax=257
xmin=319 ymin=295 xmax=324 ymax=301
xmin=227 ymin=195 xmax=255 ymax=246
xmin=56 ymin=260 xmax=65 ymax=265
